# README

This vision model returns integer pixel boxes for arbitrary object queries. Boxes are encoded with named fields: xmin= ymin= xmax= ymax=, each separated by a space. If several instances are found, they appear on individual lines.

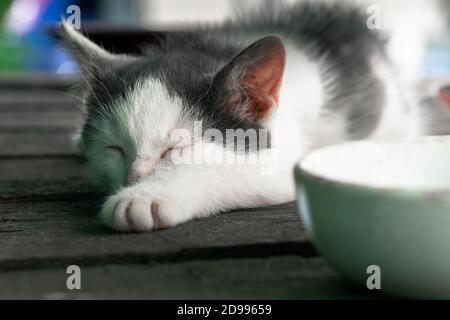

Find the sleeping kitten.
xmin=58 ymin=1 xmax=448 ymax=232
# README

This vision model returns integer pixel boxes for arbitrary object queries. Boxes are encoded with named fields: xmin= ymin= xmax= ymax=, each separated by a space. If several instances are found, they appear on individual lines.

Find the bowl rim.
xmin=295 ymin=136 xmax=450 ymax=197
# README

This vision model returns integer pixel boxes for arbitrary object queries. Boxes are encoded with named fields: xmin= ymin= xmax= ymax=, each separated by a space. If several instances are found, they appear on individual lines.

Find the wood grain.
xmin=0 ymin=74 xmax=365 ymax=299
xmin=0 ymin=200 xmax=312 ymax=270
xmin=0 ymin=256 xmax=376 ymax=299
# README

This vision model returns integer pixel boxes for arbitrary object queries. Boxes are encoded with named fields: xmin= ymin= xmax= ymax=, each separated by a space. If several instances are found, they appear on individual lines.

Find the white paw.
xmin=101 ymin=189 xmax=172 ymax=232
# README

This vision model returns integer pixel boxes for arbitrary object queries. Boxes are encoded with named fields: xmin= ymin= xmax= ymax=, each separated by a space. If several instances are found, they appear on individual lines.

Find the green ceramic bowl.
xmin=295 ymin=136 xmax=450 ymax=299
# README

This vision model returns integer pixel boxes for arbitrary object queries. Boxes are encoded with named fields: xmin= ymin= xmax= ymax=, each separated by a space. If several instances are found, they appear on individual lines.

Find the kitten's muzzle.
xmin=125 ymin=158 xmax=155 ymax=186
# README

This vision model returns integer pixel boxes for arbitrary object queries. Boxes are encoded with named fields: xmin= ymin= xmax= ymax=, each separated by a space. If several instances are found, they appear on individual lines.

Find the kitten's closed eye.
xmin=106 ymin=145 xmax=125 ymax=158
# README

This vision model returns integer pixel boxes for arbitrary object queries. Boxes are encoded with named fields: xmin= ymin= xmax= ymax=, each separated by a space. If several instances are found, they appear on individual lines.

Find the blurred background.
xmin=0 ymin=0 xmax=449 ymax=77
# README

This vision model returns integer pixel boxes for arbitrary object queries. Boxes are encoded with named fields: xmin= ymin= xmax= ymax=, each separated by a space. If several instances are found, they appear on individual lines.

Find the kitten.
xmin=58 ymin=1 xmax=448 ymax=232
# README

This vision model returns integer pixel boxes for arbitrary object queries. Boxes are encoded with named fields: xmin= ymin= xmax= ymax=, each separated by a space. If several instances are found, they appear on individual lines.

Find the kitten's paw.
xmin=101 ymin=190 xmax=171 ymax=232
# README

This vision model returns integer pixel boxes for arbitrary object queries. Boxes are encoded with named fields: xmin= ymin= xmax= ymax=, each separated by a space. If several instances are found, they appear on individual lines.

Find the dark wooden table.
xmin=0 ymin=74 xmax=377 ymax=299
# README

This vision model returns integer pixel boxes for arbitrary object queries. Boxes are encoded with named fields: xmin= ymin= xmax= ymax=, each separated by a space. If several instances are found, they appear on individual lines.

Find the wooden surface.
xmin=0 ymin=74 xmax=377 ymax=299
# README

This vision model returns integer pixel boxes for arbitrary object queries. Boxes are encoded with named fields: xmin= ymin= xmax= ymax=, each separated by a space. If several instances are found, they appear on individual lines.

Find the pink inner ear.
xmin=241 ymin=46 xmax=285 ymax=122
xmin=439 ymin=86 xmax=450 ymax=109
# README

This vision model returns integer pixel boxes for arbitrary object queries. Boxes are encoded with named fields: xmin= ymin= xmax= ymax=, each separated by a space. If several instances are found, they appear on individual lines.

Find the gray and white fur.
xmin=58 ymin=0 xmax=450 ymax=231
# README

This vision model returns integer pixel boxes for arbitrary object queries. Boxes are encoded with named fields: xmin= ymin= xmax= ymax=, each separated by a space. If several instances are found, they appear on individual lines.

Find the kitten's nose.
xmin=125 ymin=159 xmax=153 ymax=186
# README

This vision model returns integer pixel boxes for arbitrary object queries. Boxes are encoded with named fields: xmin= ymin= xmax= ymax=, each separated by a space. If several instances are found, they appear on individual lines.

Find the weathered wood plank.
xmin=0 ymin=179 xmax=96 ymax=201
xmin=0 ymin=91 xmax=79 ymax=105
xmin=0 ymin=87 xmax=83 ymax=157
xmin=0 ymin=256 xmax=376 ymax=299
xmin=0 ymin=91 xmax=81 ymax=156
xmin=0 ymin=157 xmax=87 ymax=182
xmin=0 ymin=115 xmax=81 ymax=131
xmin=0 ymin=108 xmax=82 ymax=130
xmin=0 ymin=91 xmax=83 ymax=130
xmin=0 ymin=156 xmax=95 ymax=199
xmin=0 ymin=131 xmax=78 ymax=156
xmin=0 ymin=74 xmax=80 ymax=91
xmin=0 ymin=201 xmax=311 ymax=270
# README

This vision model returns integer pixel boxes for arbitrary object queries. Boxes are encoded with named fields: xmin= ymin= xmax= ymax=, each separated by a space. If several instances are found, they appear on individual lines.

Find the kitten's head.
xmin=58 ymin=22 xmax=285 ymax=192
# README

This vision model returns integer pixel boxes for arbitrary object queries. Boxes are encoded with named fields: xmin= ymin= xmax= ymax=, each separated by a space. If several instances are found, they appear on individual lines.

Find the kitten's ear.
xmin=213 ymin=36 xmax=285 ymax=123
xmin=56 ymin=21 xmax=132 ymax=78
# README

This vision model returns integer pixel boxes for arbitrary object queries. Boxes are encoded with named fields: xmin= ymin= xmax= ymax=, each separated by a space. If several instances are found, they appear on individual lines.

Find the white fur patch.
xmin=124 ymin=78 xmax=184 ymax=153
xmin=84 ymin=78 xmax=185 ymax=192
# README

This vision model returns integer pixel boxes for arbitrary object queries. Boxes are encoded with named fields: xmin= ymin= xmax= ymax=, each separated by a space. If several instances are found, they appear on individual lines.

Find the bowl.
xmin=295 ymin=136 xmax=450 ymax=299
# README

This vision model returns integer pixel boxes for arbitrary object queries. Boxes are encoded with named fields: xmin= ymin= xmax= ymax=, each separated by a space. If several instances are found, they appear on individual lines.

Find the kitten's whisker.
xmin=82 ymin=67 xmax=116 ymax=104
xmin=37 ymin=88 xmax=98 ymax=111
xmin=78 ymin=70 xmax=104 ymax=111
xmin=120 ymin=76 xmax=133 ymax=95
xmin=193 ymin=79 xmax=214 ymax=110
